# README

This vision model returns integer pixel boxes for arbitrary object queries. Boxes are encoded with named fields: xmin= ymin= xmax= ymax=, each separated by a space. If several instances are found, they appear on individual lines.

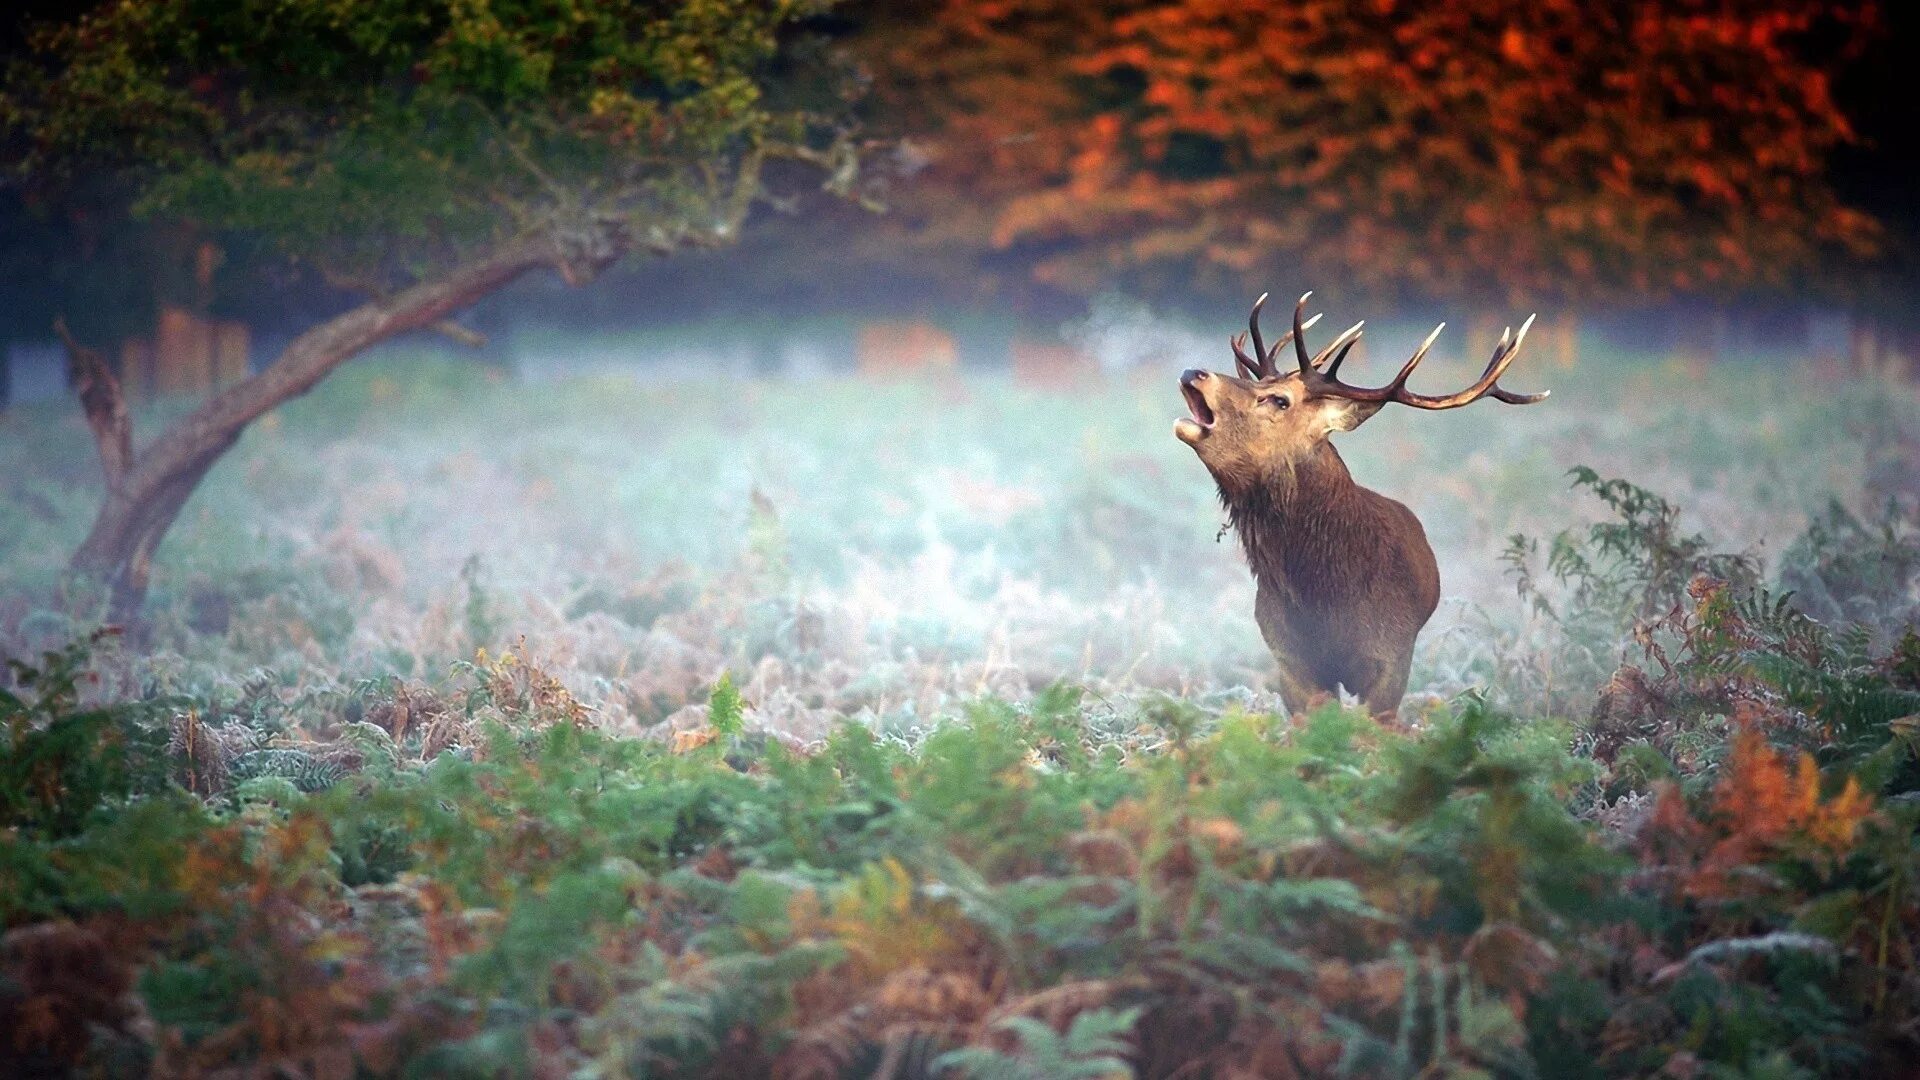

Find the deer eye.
xmin=1261 ymin=395 xmax=1291 ymax=411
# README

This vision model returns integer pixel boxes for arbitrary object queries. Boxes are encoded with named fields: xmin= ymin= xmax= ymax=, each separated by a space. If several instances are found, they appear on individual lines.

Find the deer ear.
xmin=1324 ymin=399 xmax=1385 ymax=433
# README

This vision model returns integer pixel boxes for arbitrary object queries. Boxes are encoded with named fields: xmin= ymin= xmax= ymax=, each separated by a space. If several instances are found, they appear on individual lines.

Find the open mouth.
xmin=1174 ymin=374 xmax=1214 ymax=445
xmin=1181 ymin=381 xmax=1215 ymax=427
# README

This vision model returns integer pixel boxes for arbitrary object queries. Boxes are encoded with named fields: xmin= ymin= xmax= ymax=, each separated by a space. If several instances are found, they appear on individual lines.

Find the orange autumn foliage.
xmin=865 ymin=0 xmax=1881 ymax=307
xmin=1650 ymin=726 xmax=1875 ymax=900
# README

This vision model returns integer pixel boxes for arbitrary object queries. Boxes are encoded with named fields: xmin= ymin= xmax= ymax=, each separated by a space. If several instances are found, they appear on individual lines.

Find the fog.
xmin=3 ymin=297 xmax=1898 ymax=740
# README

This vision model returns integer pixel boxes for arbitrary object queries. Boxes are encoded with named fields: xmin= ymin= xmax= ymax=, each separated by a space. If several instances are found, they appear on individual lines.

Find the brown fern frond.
xmin=167 ymin=709 xmax=241 ymax=795
xmin=984 ymin=976 xmax=1149 ymax=1032
xmin=1463 ymin=922 xmax=1560 ymax=1016
xmin=874 ymin=966 xmax=994 ymax=1025
xmin=771 ymin=1008 xmax=870 ymax=1080
xmin=870 ymin=1025 xmax=957 ymax=1080
xmin=0 ymin=920 xmax=143 ymax=1071
xmin=419 ymin=709 xmax=473 ymax=762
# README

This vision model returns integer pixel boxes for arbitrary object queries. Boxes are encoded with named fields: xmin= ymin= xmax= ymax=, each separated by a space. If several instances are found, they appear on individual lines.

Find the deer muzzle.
xmin=1175 ymin=369 xmax=1215 ymax=445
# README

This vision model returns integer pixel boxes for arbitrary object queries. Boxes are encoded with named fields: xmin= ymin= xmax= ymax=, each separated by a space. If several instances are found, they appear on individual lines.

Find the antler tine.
xmin=1369 ymin=322 xmax=1445 ymax=397
xmin=1230 ymin=333 xmax=1262 ymax=380
xmin=1323 ymin=321 xmax=1375 ymax=378
xmin=1399 ymin=321 xmax=1446 ymax=382
xmin=1491 ymin=384 xmax=1552 ymax=404
xmin=1264 ymin=312 xmax=1321 ymax=366
xmin=1477 ymin=315 xmax=1531 ymax=382
xmin=1303 ymin=313 xmax=1549 ymax=409
xmin=1391 ymin=312 xmax=1541 ymax=409
xmin=1248 ymin=293 xmax=1271 ymax=377
xmin=1487 ymin=313 xmax=1549 ymax=403
xmin=1292 ymin=292 xmax=1315 ymax=374
xmin=1228 ymin=296 xmax=1321 ymax=381
xmin=1309 ymin=321 xmax=1364 ymax=370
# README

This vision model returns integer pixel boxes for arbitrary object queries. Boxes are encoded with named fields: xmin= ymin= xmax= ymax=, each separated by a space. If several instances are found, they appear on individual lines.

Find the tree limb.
xmin=124 ymin=231 xmax=594 ymax=506
xmin=52 ymin=316 xmax=134 ymax=489
xmin=68 ymin=232 xmax=593 ymax=624
xmin=318 ymin=269 xmax=491 ymax=350
xmin=548 ymin=214 xmax=629 ymax=285
xmin=431 ymin=321 xmax=489 ymax=349
xmin=764 ymin=132 xmax=880 ymax=210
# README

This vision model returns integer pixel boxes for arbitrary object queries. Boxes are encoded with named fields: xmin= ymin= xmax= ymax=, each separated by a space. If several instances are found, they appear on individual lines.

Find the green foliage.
xmin=230 ymin=747 xmax=348 ymax=793
xmin=1 ymin=631 xmax=168 ymax=838
xmin=709 ymin=672 xmax=745 ymax=738
xmin=1379 ymin=697 xmax=1615 ymax=926
xmin=1778 ymin=499 xmax=1920 ymax=639
xmin=1 ymin=786 xmax=214 ymax=923
xmin=1612 ymin=576 xmax=1920 ymax=803
xmin=1500 ymin=467 xmax=1763 ymax=715
xmin=7 ymin=439 xmax=1920 ymax=1074
xmin=2 ymin=0 xmax=862 ymax=274
xmin=1508 ymin=467 xmax=1756 ymax=628
xmin=934 ymin=1006 xmax=1142 ymax=1079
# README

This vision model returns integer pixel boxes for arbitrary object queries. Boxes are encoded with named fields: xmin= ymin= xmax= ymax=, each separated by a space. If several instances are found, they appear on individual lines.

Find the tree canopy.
xmin=865 ymin=0 xmax=1881 ymax=308
xmin=4 ymin=0 xmax=865 ymax=287
xmin=1 ymin=0 xmax=867 ymax=621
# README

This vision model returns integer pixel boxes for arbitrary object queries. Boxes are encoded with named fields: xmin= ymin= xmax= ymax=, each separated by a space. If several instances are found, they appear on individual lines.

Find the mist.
xmin=3 ymin=297 xmax=1893 ymax=732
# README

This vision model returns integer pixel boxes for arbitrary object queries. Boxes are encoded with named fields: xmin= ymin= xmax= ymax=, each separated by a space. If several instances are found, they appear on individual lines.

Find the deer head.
xmin=1174 ymin=292 xmax=1550 ymax=494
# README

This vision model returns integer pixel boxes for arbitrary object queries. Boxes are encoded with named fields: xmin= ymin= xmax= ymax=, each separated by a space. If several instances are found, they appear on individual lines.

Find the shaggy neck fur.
xmin=1221 ymin=442 xmax=1366 ymax=593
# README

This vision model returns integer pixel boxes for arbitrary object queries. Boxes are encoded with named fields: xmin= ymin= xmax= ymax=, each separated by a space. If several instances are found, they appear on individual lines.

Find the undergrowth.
xmin=4 ymin=362 xmax=1920 ymax=1079
xmin=5 ymin=578 xmax=1920 ymax=1077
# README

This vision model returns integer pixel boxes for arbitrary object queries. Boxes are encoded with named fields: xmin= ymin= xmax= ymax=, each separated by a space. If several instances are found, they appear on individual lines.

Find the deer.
xmin=1174 ymin=292 xmax=1549 ymax=719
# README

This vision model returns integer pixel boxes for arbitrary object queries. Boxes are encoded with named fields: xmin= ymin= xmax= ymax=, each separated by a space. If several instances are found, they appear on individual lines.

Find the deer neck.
xmin=1227 ymin=442 xmax=1366 ymax=586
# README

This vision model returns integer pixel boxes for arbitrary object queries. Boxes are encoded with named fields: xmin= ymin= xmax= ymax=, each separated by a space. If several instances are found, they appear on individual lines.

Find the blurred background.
xmin=4 ymin=1 xmax=1916 ymax=398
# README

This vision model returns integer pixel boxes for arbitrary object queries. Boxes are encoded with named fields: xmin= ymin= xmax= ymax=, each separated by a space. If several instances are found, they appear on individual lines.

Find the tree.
xmin=2 ymin=0 xmax=866 ymax=624
xmin=862 ymin=0 xmax=1880 ymax=314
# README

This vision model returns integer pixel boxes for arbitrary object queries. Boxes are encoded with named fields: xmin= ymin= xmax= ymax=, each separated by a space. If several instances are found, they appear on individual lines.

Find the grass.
xmin=0 ymin=340 xmax=1893 ymax=720
xmin=2 ymin=340 xmax=1919 ymax=1076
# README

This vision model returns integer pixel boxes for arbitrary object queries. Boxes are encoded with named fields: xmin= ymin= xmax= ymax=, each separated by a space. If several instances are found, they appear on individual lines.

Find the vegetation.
xmin=0 ymin=2 xmax=1910 ymax=1075
xmin=3 ymin=348 xmax=1919 ymax=1076
xmin=861 ymin=0 xmax=1879 ymax=306
xmin=1 ymin=0 xmax=867 ymax=621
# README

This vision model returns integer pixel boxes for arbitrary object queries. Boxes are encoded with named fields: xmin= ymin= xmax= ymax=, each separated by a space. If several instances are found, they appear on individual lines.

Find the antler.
xmin=1233 ymin=290 xmax=1551 ymax=408
xmin=1231 ymin=292 xmax=1321 ymax=380
xmin=1290 ymin=302 xmax=1550 ymax=410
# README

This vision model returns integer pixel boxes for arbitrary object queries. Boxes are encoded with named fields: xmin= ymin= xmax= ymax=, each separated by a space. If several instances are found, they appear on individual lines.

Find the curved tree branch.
xmin=129 ymin=230 xmax=576 ymax=496
xmin=52 ymin=317 xmax=134 ymax=489
xmin=68 ymin=226 xmax=621 ymax=625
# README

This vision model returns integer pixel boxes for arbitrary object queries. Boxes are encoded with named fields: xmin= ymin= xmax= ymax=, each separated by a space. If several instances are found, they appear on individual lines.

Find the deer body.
xmin=1176 ymin=293 xmax=1548 ymax=717
xmin=1236 ymin=441 xmax=1439 ymax=715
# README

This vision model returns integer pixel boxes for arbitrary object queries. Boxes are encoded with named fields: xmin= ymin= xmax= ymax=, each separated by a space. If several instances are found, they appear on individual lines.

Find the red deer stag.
xmin=1174 ymin=293 xmax=1549 ymax=718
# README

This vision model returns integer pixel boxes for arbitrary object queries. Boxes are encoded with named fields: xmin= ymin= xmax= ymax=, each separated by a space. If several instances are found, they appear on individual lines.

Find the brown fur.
xmin=1176 ymin=366 xmax=1438 ymax=717
xmin=1177 ymin=294 xmax=1549 ymax=716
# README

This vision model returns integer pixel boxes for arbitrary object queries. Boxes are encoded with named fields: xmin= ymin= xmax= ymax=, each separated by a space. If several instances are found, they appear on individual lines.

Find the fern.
xmin=1 ymin=631 xmax=169 ymax=837
xmin=933 ymin=1006 xmax=1141 ymax=1080
xmin=6 ymin=607 xmax=1920 ymax=1078
xmin=460 ymin=553 xmax=498 ymax=651
xmin=1561 ymin=466 xmax=1758 ymax=622
xmin=229 ymin=747 xmax=347 ymax=793
xmin=710 ymin=672 xmax=746 ymax=738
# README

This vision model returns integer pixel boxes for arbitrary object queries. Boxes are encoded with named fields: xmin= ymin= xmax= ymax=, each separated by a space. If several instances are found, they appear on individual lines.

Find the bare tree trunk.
xmin=1542 ymin=310 xmax=1579 ymax=369
xmin=1850 ymin=311 xmax=1916 ymax=380
xmin=57 ymin=231 xmax=606 ymax=628
xmin=1671 ymin=306 xmax=1725 ymax=378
